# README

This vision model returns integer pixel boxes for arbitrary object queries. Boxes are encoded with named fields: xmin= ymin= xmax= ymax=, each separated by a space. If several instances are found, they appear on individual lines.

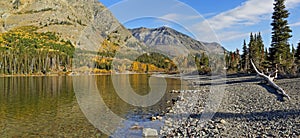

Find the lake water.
xmin=0 ymin=74 xmax=185 ymax=137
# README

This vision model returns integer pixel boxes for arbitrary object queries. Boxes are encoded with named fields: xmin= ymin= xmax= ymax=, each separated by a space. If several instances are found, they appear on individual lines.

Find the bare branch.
xmin=250 ymin=59 xmax=290 ymax=100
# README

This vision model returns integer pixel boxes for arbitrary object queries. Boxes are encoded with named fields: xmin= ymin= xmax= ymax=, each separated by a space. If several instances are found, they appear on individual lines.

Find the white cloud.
xmin=158 ymin=0 xmax=300 ymax=44
xmin=218 ymin=31 xmax=250 ymax=41
xmin=160 ymin=13 xmax=181 ymax=21
xmin=160 ymin=13 xmax=202 ymax=21
xmin=193 ymin=0 xmax=300 ymax=42
xmin=202 ymin=12 xmax=217 ymax=18
xmin=290 ymin=21 xmax=300 ymax=27
xmin=286 ymin=0 xmax=300 ymax=8
xmin=199 ymin=0 xmax=274 ymax=31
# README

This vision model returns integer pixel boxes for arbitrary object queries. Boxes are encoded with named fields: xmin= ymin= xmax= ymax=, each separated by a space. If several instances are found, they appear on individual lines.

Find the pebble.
xmin=143 ymin=128 xmax=158 ymax=137
xmin=156 ymin=116 xmax=163 ymax=120
xmin=220 ymin=119 xmax=226 ymax=124
xmin=151 ymin=116 xmax=157 ymax=121
xmin=160 ymin=77 xmax=300 ymax=137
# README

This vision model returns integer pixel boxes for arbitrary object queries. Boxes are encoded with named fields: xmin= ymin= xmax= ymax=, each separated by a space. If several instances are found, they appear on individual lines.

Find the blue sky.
xmin=99 ymin=0 xmax=300 ymax=51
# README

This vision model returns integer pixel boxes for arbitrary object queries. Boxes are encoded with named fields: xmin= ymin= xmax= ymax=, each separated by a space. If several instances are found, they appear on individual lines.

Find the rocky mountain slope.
xmin=0 ymin=0 xmax=225 ymax=57
xmin=0 ymin=0 xmax=144 ymax=51
xmin=130 ymin=26 xmax=226 ymax=57
xmin=0 ymin=0 xmax=226 ymax=74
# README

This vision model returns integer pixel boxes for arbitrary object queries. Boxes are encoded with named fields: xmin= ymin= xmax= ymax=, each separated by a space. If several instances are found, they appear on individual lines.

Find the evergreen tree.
xmin=269 ymin=0 xmax=292 ymax=69
xmin=248 ymin=33 xmax=254 ymax=60
xmin=291 ymin=44 xmax=296 ymax=63
xmin=257 ymin=32 xmax=265 ymax=65
xmin=241 ymin=40 xmax=249 ymax=72
xmin=264 ymin=48 xmax=269 ymax=61
xmin=195 ymin=52 xmax=210 ymax=74
xmin=235 ymin=49 xmax=241 ymax=71
xmin=248 ymin=33 xmax=261 ymax=71
xmin=296 ymin=41 xmax=300 ymax=63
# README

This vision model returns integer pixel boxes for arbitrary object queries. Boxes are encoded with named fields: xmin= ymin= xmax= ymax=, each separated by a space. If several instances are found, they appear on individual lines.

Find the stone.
xmin=156 ymin=116 xmax=163 ymax=120
xmin=165 ymin=120 xmax=173 ymax=127
xmin=151 ymin=116 xmax=157 ymax=121
xmin=130 ymin=125 xmax=143 ymax=130
xmin=220 ymin=119 xmax=227 ymax=124
xmin=143 ymin=128 xmax=158 ymax=137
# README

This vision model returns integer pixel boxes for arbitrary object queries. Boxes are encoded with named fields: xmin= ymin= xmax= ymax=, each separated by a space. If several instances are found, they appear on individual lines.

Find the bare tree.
xmin=250 ymin=59 xmax=290 ymax=100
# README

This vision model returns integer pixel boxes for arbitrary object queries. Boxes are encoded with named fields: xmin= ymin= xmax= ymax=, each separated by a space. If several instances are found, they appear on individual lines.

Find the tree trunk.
xmin=250 ymin=59 xmax=290 ymax=100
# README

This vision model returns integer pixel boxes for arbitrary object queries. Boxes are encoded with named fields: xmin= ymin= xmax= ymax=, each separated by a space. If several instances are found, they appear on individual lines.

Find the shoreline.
xmin=160 ymin=76 xmax=300 ymax=137
xmin=1 ymin=71 xmax=299 ymax=79
xmin=0 ymin=71 xmax=172 ymax=78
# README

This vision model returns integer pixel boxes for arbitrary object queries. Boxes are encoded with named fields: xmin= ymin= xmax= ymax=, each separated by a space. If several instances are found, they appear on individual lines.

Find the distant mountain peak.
xmin=156 ymin=26 xmax=172 ymax=30
xmin=129 ymin=26 xmax=226 ymax=56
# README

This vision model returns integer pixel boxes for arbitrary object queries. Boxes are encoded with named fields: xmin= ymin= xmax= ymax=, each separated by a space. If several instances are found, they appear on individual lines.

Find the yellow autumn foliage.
xmin=131 ymin=61 xmax=166 ymax=73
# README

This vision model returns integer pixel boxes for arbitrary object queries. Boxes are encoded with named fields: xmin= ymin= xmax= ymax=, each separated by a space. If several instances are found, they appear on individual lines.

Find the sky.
xmin=99 ymin=0 xmax=300 ymax=51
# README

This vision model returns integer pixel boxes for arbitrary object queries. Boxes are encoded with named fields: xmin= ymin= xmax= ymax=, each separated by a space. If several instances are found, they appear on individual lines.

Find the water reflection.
xmin=0 ymin=76 xmax=101 ymax=137
xmin=97 ymin=74 xmax=182 ymax=119
xmin=0 ymin=75 xmax=184 ymax=137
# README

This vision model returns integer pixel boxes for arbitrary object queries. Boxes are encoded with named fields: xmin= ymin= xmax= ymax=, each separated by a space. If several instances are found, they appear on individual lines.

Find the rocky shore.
xmin=160 ymin=75 xmax=300 ymax=137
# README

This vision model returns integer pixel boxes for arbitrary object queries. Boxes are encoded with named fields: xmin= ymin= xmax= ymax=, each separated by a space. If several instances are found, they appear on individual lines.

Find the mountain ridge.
xmin=129 ymin=26 xmax=226 ymax=57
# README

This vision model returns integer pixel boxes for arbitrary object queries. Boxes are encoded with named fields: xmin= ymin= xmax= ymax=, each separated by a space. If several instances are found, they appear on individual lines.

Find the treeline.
xmin=136 ymin=53 xmax=176 ymax=70
xmin=225 ymin=33 xmax=265 ymax=73
xmin=133 ymin=53 xmax=177 ymax=73
xmin=91 ymin=35 xmax=178 ymax=73
xmin=225 ymin=0 xmax=300 ymax=76
xmin=129 ymin=52 xmax=212 ymax=74
xmin=0 ymin=26 xmax=75 ymax=75
xmin=94 ymin=51 xmax=179 ymax=73
xmin=225 ymin=32 xmax=300 ymax=76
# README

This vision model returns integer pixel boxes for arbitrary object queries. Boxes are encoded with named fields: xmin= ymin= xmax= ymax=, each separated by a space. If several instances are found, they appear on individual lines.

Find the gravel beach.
xmin=160 ymin=75 xmax=300 ymax=137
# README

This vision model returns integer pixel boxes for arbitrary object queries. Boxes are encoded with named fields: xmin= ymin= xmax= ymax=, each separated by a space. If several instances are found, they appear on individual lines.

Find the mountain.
xmin=0 ymin=0 xmax=151 ymax=75
xmin=0 ymin=1 xmax=225 ymax=74
xmin=0 ymin=0 xmax=144 ymax=51
xmin=129 ymin=26 xmax=226 ymax=57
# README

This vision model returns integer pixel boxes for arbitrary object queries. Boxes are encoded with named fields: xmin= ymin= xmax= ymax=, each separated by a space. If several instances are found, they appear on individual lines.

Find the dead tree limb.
xmin=250 ymin=59 xmax=290 ymax=100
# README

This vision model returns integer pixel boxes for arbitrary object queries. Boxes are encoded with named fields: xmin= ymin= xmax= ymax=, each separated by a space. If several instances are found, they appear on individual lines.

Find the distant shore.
xmin=1 ymin=72 xmax=298 ymax=79
xmin=0 ymin=71 xmax=168 ymax=77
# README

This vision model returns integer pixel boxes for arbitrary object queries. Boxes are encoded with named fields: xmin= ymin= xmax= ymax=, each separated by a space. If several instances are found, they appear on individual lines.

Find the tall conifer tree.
xmin=269 ymin=0 xmax=292 ymax=67
xmin=296 ymin=41 xmax=300 ymax=63
xmin=241 ymin=40 xmax=249 ymax=72
xmin=257 ymin=33 xmax=264 ymax=64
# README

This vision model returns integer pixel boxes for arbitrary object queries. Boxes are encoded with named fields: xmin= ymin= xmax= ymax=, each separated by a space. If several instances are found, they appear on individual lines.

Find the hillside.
xmin=0 ymin=0 xmax=150 ymax=75
xmin=0 ymin=0 xmax=144 ymax=51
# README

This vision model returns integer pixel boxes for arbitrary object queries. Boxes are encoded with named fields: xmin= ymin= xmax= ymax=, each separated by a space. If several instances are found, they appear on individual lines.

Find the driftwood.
xmin=250 ymin=59 xmax=290 ymax=100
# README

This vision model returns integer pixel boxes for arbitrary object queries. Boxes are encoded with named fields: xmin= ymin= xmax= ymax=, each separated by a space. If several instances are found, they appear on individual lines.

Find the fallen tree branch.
xmin=250 ymin=59 xmax=290 ymax=100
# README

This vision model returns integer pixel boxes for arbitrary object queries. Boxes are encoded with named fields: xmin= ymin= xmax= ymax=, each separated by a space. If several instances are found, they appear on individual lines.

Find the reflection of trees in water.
xmin=96 ymin=74 xmax=183 ymax=119
xmin=129 ymin=74 xmax=150 ymax=96
xmin=0 ymin=75 xmax=186 ymax=137
xmin=0 ymin=76 xmax=74 ymax=119
xmin=0 ymin=76 xmax=103 ymax=137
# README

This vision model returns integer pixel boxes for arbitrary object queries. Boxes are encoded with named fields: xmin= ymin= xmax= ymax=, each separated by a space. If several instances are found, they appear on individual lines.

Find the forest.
xmin=93 ymin=40 xmax=180 ymax=73
xmin=0 ymin=26 xmax=74 ymax=75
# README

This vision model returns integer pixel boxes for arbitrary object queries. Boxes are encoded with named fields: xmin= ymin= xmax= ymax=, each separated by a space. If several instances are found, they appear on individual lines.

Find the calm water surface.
xmin=0 ymin=74 xmax=185 ymax=137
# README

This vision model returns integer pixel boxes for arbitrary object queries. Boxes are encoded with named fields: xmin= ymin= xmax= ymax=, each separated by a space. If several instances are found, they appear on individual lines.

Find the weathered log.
xmin=250 ymin=59 xmax=290 ymax=100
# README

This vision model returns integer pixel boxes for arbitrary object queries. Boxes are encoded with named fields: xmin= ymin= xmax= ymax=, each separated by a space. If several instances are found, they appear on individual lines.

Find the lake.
xmin=0 ymin=74 xmax=186 ymax=137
